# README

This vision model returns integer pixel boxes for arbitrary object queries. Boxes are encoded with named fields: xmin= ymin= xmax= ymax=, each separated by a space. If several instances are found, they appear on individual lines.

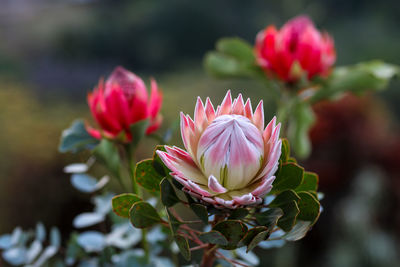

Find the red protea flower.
xmin=255 ymin=15 xmax=336 ymax=82
xmin=157 ymin=91 xmax=281 ymax=209
xmin=87 ymin=66 xmax=162 ymax=142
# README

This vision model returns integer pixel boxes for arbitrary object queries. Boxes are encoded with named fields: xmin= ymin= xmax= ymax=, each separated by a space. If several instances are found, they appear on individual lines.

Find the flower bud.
xmin=87 ymin=66 xmax=162 ymax=142
xmin=255 ymin=15 xmax=336 ymax=82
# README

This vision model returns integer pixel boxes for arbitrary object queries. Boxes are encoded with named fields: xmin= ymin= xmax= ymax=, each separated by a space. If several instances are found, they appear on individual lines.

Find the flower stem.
xmin=200 ymin=244 xmax=217 ymax=267
xmin=125 ymin=145 xmax=149 ymax=262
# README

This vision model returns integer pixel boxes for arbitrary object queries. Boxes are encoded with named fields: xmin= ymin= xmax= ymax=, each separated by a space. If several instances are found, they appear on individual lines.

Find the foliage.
xmin=205 ymin=38 xmax=399 ymax=158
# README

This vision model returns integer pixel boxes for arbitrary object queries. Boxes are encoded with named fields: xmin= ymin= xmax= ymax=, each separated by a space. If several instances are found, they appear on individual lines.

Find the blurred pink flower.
xmin=255 ymin=15 xmax=336 ymax=82
xmin=157 ymin=91 xmax=281 ymax=209
xmin=87 ymin=66 xmax=162 ymax=142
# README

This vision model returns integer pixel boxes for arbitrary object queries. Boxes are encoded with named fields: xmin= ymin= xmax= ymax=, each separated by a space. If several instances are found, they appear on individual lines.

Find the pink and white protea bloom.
xmin=157 ymin=91 xmax=281 ymax=209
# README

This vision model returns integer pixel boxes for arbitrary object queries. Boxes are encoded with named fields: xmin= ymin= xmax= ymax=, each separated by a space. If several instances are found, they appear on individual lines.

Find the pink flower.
xmin=157 ymin=91 xmax=281 ymax=209
xmin=87 ymin=66 xmax=162 ymax=142
xmin=255 ymin=15 xmax=336 ymax=82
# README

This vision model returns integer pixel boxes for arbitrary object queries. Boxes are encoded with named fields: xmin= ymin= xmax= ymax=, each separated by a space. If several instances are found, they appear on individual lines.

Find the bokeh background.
xmin=1 ymin=0 xmax=400 ymax=266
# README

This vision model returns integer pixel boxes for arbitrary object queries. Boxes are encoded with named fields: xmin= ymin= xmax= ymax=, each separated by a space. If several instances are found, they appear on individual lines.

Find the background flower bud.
xmin=255 ymin=15 xmax=336 ymax=82
xmin=86 ymin=66 xmax=162 ymax=142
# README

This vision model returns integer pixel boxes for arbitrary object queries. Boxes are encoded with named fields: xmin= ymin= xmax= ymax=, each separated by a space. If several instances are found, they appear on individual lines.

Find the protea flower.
xmin=87 ymin=66 xmax=162 ymax=142
xmin=255 ymin=15 xmax=336 ymax=82
xmin=157 ymin=91 xmax=281 ymax=209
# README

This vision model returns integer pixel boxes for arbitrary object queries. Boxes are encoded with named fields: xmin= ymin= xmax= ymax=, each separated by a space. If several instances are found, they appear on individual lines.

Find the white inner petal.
xmin=196 ymin=115 xmax=264 ymax=190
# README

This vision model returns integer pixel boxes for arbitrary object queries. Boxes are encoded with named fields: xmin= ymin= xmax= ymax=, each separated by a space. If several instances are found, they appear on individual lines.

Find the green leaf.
xmin=129 ymin=201 xmax=161 ymax=228
xmin=216 ymin=38 xmax=255 ymax=64
xmin=283 ymin=220 xmax=312 ymax=241
xmin=269 ymin=190 xmax=301 ymax=232
xmin=199 ymin=231 xmax=229 ymax=246
xmin=190 ymin=203 xmax=209 ymax=224
xmin=59 ymin=120 xmax=99 ymax=153
xmin=213 ymin=220 xmax=248 ymax=250
xmin=238 ymin=226 xmax=268 ymax=247
xmin=129 ymin=119 xmax=149 ymax=150
xmin=204 ymin=38 xmax=259 ymax=79
xmin=204 ymin=52 xmax=249 ymax=78
xmin=279 ymin=138 xmax=290 ymax=162
xmin=287 ymin=102 xmax=315 ymax=159
xmin=228 ymin=208 xmax=249 ymax=220
xmin=311 ymin=61 xmax=399 ymax=103
xmin=174 ymin=235 xmax=191 ymax=261
xmin=160 ymin=178 xmax=180 ymax=207
xmin=271 ymin=163 xmax=304 ymax=193
xmin=166 ymin=208 xmax=182 ymax=234
xmin=297 ymin=191 xmax=320 ymax=225
xmin=296 ymin=172 xmax=319 ymax=192
xmin=135 ymin=159 xmax=164 ymax=194
xmin=152 ymin=145 xmax=169 ymax=177
xmin=255 ymin=208 xmax=283 ymax=229
xmin=247 ymin=230 xmax=270 ymax=252
xmin=93 ymin=139 xmax=121 ymax=179
xmin=112 ymin=193 xmax=142 ymax=218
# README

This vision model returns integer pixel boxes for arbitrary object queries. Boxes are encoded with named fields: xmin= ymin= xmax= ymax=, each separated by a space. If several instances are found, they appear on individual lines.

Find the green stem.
xmin=125 ymin=145 xmax=149 ymax=262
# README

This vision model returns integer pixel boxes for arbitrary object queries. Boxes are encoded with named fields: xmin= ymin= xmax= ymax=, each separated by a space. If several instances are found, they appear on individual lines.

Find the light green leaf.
xmin=59 ymin=120 xmax=99 ymax=153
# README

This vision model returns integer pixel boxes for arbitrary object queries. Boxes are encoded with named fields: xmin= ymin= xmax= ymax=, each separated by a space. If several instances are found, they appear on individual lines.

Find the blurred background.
xmin=0 ymin=0 xmax=399 ymax=266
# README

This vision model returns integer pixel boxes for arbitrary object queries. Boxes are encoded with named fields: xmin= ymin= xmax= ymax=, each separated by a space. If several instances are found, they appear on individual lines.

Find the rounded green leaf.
xmin=199 ymin=231 xmax=228 ymax=246
xmin=112 ymin=193 xmax=142 ymax=218
xmin=129 ymin=201 xmax=161 ymax=228
xmin=135 ymin=159 xmax=164 ymax=193
xmin=296 ymin=172 xmax=319 ymax=192
xmin=213 ymin=220 xmax=248 ymax=250
xmin=239 ymin=226 xmax=268 ymax=247
xmin=174 ymin=235 xmax=191 ymax=261
xmin=271 ymin=163 xmax=304 ymax=193
xmin=160 ymin=178 xmax=180 ymax=207
xmin=297 ymin=192 xmax=320 ymax=225
xmin=255 ymin=208 xmax=283 ymax=229
xmin=190 ymin=203 xmax=209 ymax=224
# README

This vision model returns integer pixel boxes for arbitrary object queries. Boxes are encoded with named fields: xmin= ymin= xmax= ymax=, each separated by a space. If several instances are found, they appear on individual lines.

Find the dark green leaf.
xmin=129 ymin=201 xmax=161 ymax=228
xmin=296 ymin=172 xmax=319 ymax=192
xmin=160 ymin=178 xmax=180 ymax=207
xmin=174 ymin=235 xmax=191 ymax=261
xmin=239 ymin=226 xmax=268 ymax=247
xmin=247 ymin=230 xmax=270 ymax=252
xmin=271 ymin=163 xmax=304 ymax=193
xmin=255 ymin=208 xmax=283 ymax=229
xmin=297 ymin=192 xmax=320 ymax=225
xmin=199 ymin=231 xmax=229 ymax=246
xmin=190 ymin=203 xmax=209 ymax=224
xmin=269 ymin=190 xmax=301 ymax=232
xmin=59 ymin=120 xmax=99 ymax=153
xmin=93 ymin=139 xmax=121 ymax=179
xmin=213 ymin=220 xmax=248 ymax=250
xmin=152 ymin=145 xmax=170 ymax=177
xmin=166 ymin=208 xmax=182 ymax=234
xmin=228 ymin=208 xmax=249 ymax=220
xmin=135 ymin=159 xmax=164 ymax=194
xmin=283 ymin=220 xmax=312 ymax=241
xmin=279 ymin=138 xmax=290 ymax=162
xmin=112 ymin=193 xmax=142 ymax=218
